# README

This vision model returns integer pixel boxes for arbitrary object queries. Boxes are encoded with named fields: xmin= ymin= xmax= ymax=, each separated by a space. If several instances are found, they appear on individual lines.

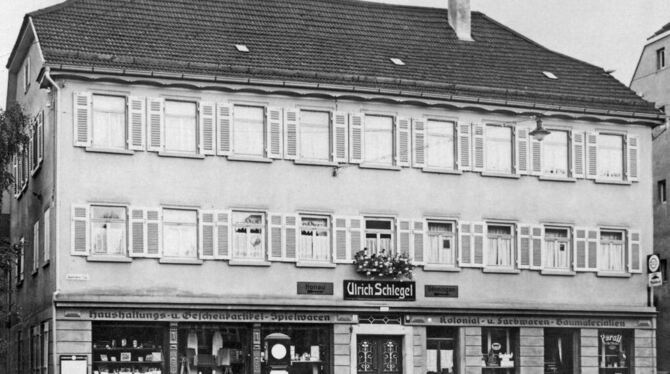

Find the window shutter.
xmin=146 ymin=209 xmax=161 ymax=256
xmin=516 ymin=128 xmax=529 ymax=175
xmin=44 ymin=208 xmax=50 ymax=263
xmin=412 ymin=119 xmax=425 ymax=168
xmin=200 ymin=211 xmax=216 ymax=259
xmin=472 ymin=124 xmax=485 ymax=172
xmin=129 ymin=208 xmax=146 ymax=256
xmin=267 ymin=107 xmax=283 ymax=159
xmin=396 ymin=118 xmax=411 ymax=167
xmin=33 ymin=221 xmax=39 ymax=272
xmin=349 ymin=217 xmax=364 ymax=259
xmin=472 ymin=223 xmax=485 ymax=266
xmin=73 ymin=92 xmax=91 ymax=147
xmin=587 ymin=229 xmax=598 ymax=270
xmin=586 ymin=132 xmax=598 ymax=179
xmin=215 ymin=211 xmax=231 ymax=259
xmin=518 ymin=225 xmax=532 ymax=269
xmin=284 ymin=109 xmax=299 ymax=160
xmin=37 ymin=111 xmax=44 ymax=162
xmin=574 ymin=227 xmax=587 ymax=271
xmin=412 ymin=220 xmax=425 ymax=264
xmin=71 ymin=205 xmax=89 ymax=255
xmin=199 ymin=102 xmax=216 ymax=155
xmin=333 ymin=216 xmax=349 ymax=263
xmin=530 ymin=136 xmax=542 ymax=176
xmin=284 ymin=214 xmax=298 ymax=261
xmin=458 ymin=122 xmax=471 ymax=171
xmin=268 ymin=214 xmax=283 ymax=261
xmin=217 ymin=103 xmax=232 ymax=156
xmin=147 ymin=98 xmax=164 ymax=152
xmin=333 ymin=111 xmax=349 ymax=163
xmin=628 ymin=230 xmax=641 ymax=273
xmin=626 ymin=135 xmax=639 ymax=182
xmin=128 ymin=96 xmax=146 ymax=151
xmin=531 ymin=226 xmax=543 ymax=269
xmin=459 ymin=222 xmax=472 ymax=266
xmin=572 ymin=131 xmax=585 ymax=179
xmin=349 ymin=114 xmax=363 ymax=164
xmin=12 ymin=155 xmax=18 ymax=196
xmin=397 ymin=220 xmax=411 ymax=257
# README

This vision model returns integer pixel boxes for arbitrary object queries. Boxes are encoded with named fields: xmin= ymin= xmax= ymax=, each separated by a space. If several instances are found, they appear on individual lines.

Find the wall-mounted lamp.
xmin=529 ymin=115 xmax=551 ymax=141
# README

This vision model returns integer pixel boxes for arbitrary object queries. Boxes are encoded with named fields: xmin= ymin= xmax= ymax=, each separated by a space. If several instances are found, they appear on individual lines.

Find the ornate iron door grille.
xmin=357 ymin=335 xmax=402 ymax=374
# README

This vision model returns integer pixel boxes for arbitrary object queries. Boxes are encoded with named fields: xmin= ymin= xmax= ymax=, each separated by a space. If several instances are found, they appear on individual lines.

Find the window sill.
xmin=482 ymin=267 xmax=520 ymax=274
xmin=481 ymin=172 xmax=520 ymax=179
xmin=229 ymin=259 xmax=272 ymax=266
xmin=31 ymin=162 xmax=43 ymax=177
xmin=359 ymin=163 xmax=401 ymax=171
xmin=227 ymin=155 xmax=273 ymax=163
xmin=596 ymin=271 xmax=631 ymax=278
xmin=158 ymin=151 xmax=205 ymax=159
xmin=87 ymin=255 xmax=132 ymax=263
xmin=423 ymin=264 xmax=461 ymax=272
xmin=594 ymin=179 xmax=631 ymax=185
xmin=422 ymin=168 xmax=462 ymax=175
xmin=295 ymin=261 xmax=336 ymax=268
xmin=85 ymin=147 xmax=135 ymax=155
xmin=294 ymin=160 xmax=338 ymax=167
xmin=32 ymin=268 xmax=38 ymax=276
xmin=159 ymin=258 xmax=203 ymax=265
xmin=539 ymin=175 xmax=576 ymax=183
xmin=42 ymin=259 xmax=50 ymax=268
xmin=540 ymin=269 xmax=576 ymax=276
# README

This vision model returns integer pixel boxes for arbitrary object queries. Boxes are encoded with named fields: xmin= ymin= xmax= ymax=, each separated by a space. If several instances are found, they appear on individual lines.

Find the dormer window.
xmin=390 ymin=58 xmax=405 ymax=66
xmin=235 ymin=44 xmax=250 ymax=53
xmin=657 ymin=47 xmax=665 ymax=70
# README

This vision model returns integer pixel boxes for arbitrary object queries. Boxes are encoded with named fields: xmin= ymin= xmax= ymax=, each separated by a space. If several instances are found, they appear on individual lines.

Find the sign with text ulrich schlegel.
xmin=343 ymin=280 xmax=416 ymax=301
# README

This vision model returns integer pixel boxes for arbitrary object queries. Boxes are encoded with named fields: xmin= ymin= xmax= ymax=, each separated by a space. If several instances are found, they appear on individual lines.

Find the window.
xmin=426 ymin=120 xmax=456 ymax=170
xmin=300 ymin=111 xmax=330 ymax=161
xmin=486 ymin=224 xmax=515 ymax=268
xmin=90 ymin=206 xmax=127 ymax=256
xmin=32 ymin=221 xmax=39 ymax=272
xmin=485 ymin=125 xmax=512 ymax=173
xmin=544 ymin=329 xmax=578 ymax=374
xmin=232 ymin=211 xmax=265 ymax=260
xmin=41 ymin=321 xmax=49 ymax=374
xmin=234 ymin=105 xmax=265 ymax=157
xmin=659 ymin=180 xmax=667 ymax=203
xmin=657 ymin=47 xmax=666 ymax=70
xmin=31 ymin=122 xmax=39 ymax=171
xmin=164 ymin=101 xmax=197 ymax=153
xmin=43 ymin=208 xmax=50 ymax=263
xmin=299 ymin=216 xmax=330 ymax=262
xmin=598 ymin=330 xmax=632 ymax=374
xmin=261 ymin=325 xmax=331 ymax=374
xmin=599 ymin=230 xmax=626 ymax=272
xmin=31 ymin=325 xmax=40 ymax=374
xmin=427 ymin=327 xmax=458 ymax=374
xmin=163 ymin=209 xmax=198 ymax=258
xmin=544 ymin=227 xmax=571 ymax=270
xmin=481 ymin=328 xmax=517 ymax=373
xmin=542 ymin=130 xmax=569 ymax=177
xmin=364 ymin=115 xmax=394 ymax=165
xmin=18 ymin=237 xmax=24 ymax=283
xmin=91 ymin=95 xmax=126 ymax=149
xmin=426 ymin=220 xmax=456 ymax=266
xmin=365 ymin=218 xmax=394 ymax=255
xmin=24 ymin=56 xmax=31 ymax=92
xmin=597 ymin=134 xmax=624 ymax=180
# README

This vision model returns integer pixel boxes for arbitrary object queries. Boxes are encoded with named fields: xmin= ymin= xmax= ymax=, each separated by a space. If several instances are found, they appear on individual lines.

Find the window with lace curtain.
xmin=426 ymin=220 xmax=456 ymax=266
xmin=598 ymin=230 xmax=626 ymax=272
xmin=485 ymin=125 xmax=513 ymax=174
xmin=299 ymin=216 xmax=330 ymax=262
xmin=300 ymin=111 xmax=331 ymax=162
xmin=232 ymin=211 xmax=265 ymax=260
xmin=597 ymin=134 xmax=624 ymax=180
xmin=90 ymin=206 xmax=127 ymax=256
xmin=544 ymin=227 xmax=571 ymax=270
xmin=425 ymin=120 xmax=456 ymax=170
xmin=364 ymin=115 xmax=394 ymax=166
xmin=486 ymin=224 xmax=515 ymax=268
xmin=542 ymin=130 xmax=569 ymax=177
xmin=365 ymin=218 xmax=394 ymax=255
xmin=92 ymin=95 xmax=126 ymax=150
xmin=162 ymin=209 xmax=198 ymax=259
xmin=164 ymin=101 xmax=197 ymax=154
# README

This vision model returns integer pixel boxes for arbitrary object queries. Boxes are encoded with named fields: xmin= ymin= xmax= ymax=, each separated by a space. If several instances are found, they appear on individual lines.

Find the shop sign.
xmin=60 ymin=309 xmax=337 ymax=323
xmin=601 ymin=333 xmax=623 ymax=349
xmin=425 ymin=285 xmax=458 ymax=298
xmin=343 ymin=280 xmax=416 ymax=301
xmin=407 ymin=315 xmax=650 ymax=329
xmin=297 ymin=282 xmax=334 ymax=295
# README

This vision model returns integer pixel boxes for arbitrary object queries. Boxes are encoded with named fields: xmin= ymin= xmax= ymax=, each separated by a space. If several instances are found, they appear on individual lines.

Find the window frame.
xmin=485 ymin=223 xmax=516 ymax=269
xmin=232 ymin=104 xmax=267 ymax=158
xmin=231 ymin=210 xmax=266 ymax=260
xmin=484 ymin=123 xmax=514 ymax=174
xmin=541 ymin=128 xmax=570 ymax=178
xmin=32 ymin=221 xmax=39 ymax=273
xmin=161 ymin=208 xmax=199 ymax=259
xmin=481 ymin=327 xmax=518 ymax=371
xmin=364 ymin=217 xmax=396 ymax=256
xmin=659 ymin=179 xmax=667 ymax=204
xmin=163 ymin=100 xmax=199 ymax=154
xmin=363 ymin=114 xmax=396 ymax=167
xmin=89 ymin=205 xmax=128 ymax=257
xmin=298 ymin=214 xmax=331 ymax=262
xmin=43 ymin=208 xmax=50 ymax=265
xmin=24 ymin=56 xmax=31 ymax=93
xmin=425 ymin=219 xmax=457 ymax=266
xmin=41 ymin=321 xmax=49 ymax=374
xmin=90 ymin=94 xmax=128 ymax=151
xmin=598 ymin=229 xmax=627 ymax=273
xmin=657 ymin=47 xmax=666 ymax=70
xmin=596 ymin=132 xmax=625 ymax=181
xmin=424 ymin=119 xmax=458 ymax=171
xmin=298 ymin=110 xmax=332 ymax=162
xmin=543 ymin=226 xmax=572 ymax=271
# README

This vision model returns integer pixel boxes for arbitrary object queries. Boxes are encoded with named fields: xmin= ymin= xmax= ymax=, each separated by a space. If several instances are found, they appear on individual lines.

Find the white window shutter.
xmin=530 ymin=136 xmax=542 ymax=176
xmin=73 ymin=92 xmax=91 ymax=147
xmin=71 ymin=205 xmax=89 ymax=255
xmin=412 ymin=220 xmax=425 ymax=265
xmin=396 ymin=118 xmax=411 ymax=167
xmin=200 ymin=211 xmax=216 ymax=259
xmin=412 ymin=119 xmax=425 ymax=168
xmin=397 ymin=220 xmax=411 ymax=257
xmin=574 ymin=227 xmax=587 ymax=271
xmin=459 ymin=222 xmax=472 ymax=266
xmin=349 ymin=217 xmax=364 ymax=260
xmin=43 ymin=208 xmax=51 ymax=263
xmin=349 ymin=114 xmax=363 ymax=164
xmin=37 ymin=111 xmax=44 ymax=162
xmin=284 ymin=109 xmax=299 ymax=160
xmin=472 ymin=222 xmax=485 ymax=267
xmin=626 ymin=135 xmax=639 ymax=182
xmin=268 ymin=214 xmax=284 ymax=261
xmin=333 ymin=111 xmax=349 ymax=163
xmin=284 ymin=214 xmax=298 ymax=261
xmin=628 ymin=230 xmax=641 ymax=273
xmin=572 ymin=131 xmax=585 ymax=179
xmin=199 ymin=102 xmax=216 ymax=155
xmin=458 ymin=122 xmax=471 ymax=171
xmin=586 ymin=132 xmax=598 ymax=179
xmin=530 ymin=225 xmax=543 ymax=269
xmin=267 ymin=107 xmax=283 ymax=159
xmin=12 ymin=155 xmax=18 ymax=197
xmin=129 ymin=208 xmax=146 ymax=257
xmin=128 ymin=96 xmax=146 ymax=151
xmin=215 ymin=211 xmax=231 ymax=259
xmin=518 ymin=225 xmax=532 ymax=269
xmin=333 ymin=216 xmax=349 ymax=263
xmin=217 ymin=103 xmax=232 ymax=156
xmin=147 ymin=98 xmax=164 ymax=152
xmin=146 ymin=209 xmax=161 ymax=257
xmin=472 ymin=124 xmax=485 ymax=172
xmin=516 ymin=128 xmax=529 ymax=175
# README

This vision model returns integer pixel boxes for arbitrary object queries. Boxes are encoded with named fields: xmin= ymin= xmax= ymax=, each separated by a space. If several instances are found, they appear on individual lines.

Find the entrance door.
xmin=357 ymin=336 xmax=402 ymax=374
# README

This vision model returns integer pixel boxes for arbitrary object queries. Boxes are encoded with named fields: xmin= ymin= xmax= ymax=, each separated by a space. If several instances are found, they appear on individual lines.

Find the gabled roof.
xmin=17 ymin=0 xmax=659 ymax=115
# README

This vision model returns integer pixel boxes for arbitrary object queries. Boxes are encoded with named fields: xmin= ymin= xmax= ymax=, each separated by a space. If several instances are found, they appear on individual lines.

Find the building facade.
xmin=5 ymin=0 xmax=663 ymax=374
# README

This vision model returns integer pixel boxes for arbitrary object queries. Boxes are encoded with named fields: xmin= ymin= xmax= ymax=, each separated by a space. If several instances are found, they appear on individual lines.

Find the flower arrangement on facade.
xmin=353 ymin=248 xmax=415 ymax=280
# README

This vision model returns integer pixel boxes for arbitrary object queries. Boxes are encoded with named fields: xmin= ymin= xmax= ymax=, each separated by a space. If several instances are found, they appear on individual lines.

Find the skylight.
xmin=235 ymin=44 xmax=250 ymax=53
xmin=390 ymin=58 xmax=405 ymax=66
xmin=543 ymin=71 xmax=558 ymax=79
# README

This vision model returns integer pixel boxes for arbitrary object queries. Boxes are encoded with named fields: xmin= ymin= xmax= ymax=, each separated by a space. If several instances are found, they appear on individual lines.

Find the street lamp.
xmin=529 ymin=115 xmax=551 ymax=141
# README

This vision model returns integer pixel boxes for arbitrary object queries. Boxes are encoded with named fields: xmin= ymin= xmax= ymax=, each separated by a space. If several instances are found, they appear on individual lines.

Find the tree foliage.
xmin=0 ymin=104 xmax=31 ymax=193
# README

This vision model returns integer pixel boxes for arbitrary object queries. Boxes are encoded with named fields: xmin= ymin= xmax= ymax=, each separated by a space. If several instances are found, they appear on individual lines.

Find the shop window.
xmin=365 ymin=218 xmax=394 ymax=255
xmin=544 ymin=329 xmax=578 ymax=374
xmin=426 ymin=327 xmax=458 ymax=374
xmin=426 ymin=220 xmax=456 ymax=266
xmin=165 ymin=101 xmax=197 ymax=154
xmin=364 ymin=115 xmax=394 ymax=166
xmin=178 ymin=325 xmax=250 ymax=374
xmin=544 ymin=227 xmax=571 ymax=270
xmin=163 ymin=209 xmax=198 ymax=259
xmin=92 ymin=323 xmax=166 ymax=374
xmin=234 ymin=105 xmax=265 ymax=157
xmin=542 ymin=130 xmax=569 ymax=177
xmin=486 ymin=224 xmax=515 ymax=268
xmin=425 ymin=120 xmax=456 ymax=170
xmin=91 ymin=95 xmax=127 ymax=150
xmin=299 ymin=216 xmax=330 ymax=262
xmin=597 ymin=134 xmax=624 ymax=180
xmin=232 ymin=211 xmax=265 ymax=260
xmin=261 ymin=325 xmax=331 ymax=374
xmin=481 ymin=328 xmax=517 ymax=373
xmin=91 ymin=205 xmax=127 ymax=256
xmin=598 ymin=330 xmax=632 ymax=374
xmin=485 ymin=125 xmax=513 ymax=174
xmin=300 ymin=111 xmax=331 ymax=162
xmin=599 ymin=230 xmax=626 ymax=272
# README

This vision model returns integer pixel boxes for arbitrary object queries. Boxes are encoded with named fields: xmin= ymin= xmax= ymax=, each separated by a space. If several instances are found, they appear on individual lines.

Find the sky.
xmin=1 ymin=0 xmax=670 ymax=108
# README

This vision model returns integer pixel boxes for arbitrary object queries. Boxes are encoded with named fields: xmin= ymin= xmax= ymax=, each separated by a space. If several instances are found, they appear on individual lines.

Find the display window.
xmin=481 ymin=328 xmax=517 ymax=373
xmin=92 ymin=322 xmax=166 ymax=374
xmin=598 ymin=330 xmax=632 ymax=374
xmin=426 ymin=327 xmax=457 ymax=374
xmin=261 ymin=325 xmax=332 ymax=374
xmin=178 ymin=324 xmax=251 ymax=374
xmin=544 ymin=329 xmax=578 ymax=374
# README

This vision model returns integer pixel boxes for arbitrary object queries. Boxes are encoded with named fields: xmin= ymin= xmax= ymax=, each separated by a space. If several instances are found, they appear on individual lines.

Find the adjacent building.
xmin=5 ymin=0 xmax=663 ymax=373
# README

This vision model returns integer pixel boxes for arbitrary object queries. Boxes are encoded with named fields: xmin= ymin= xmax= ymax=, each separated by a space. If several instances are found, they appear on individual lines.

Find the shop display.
xmin=599 ymin=331 xmax=631 ymax=374
xmin=261 ymin=325 xmax=331 ymax=374
xmin=178 ymin=325 xmax=249 ymax=374
xmin=92 ymin=323 xmax=166 ymax=374
xmin=544 ymin=329 xmax=577 ymax=374
xmin=481 ymin=328 xmax=516 ymax=373
xmin=426 ymin=327 xmax=457 ymax=374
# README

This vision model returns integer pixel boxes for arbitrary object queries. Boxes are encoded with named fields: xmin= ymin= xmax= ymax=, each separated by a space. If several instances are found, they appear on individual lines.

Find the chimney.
xmin=448 ymin=0 xmax=473 ymax=41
